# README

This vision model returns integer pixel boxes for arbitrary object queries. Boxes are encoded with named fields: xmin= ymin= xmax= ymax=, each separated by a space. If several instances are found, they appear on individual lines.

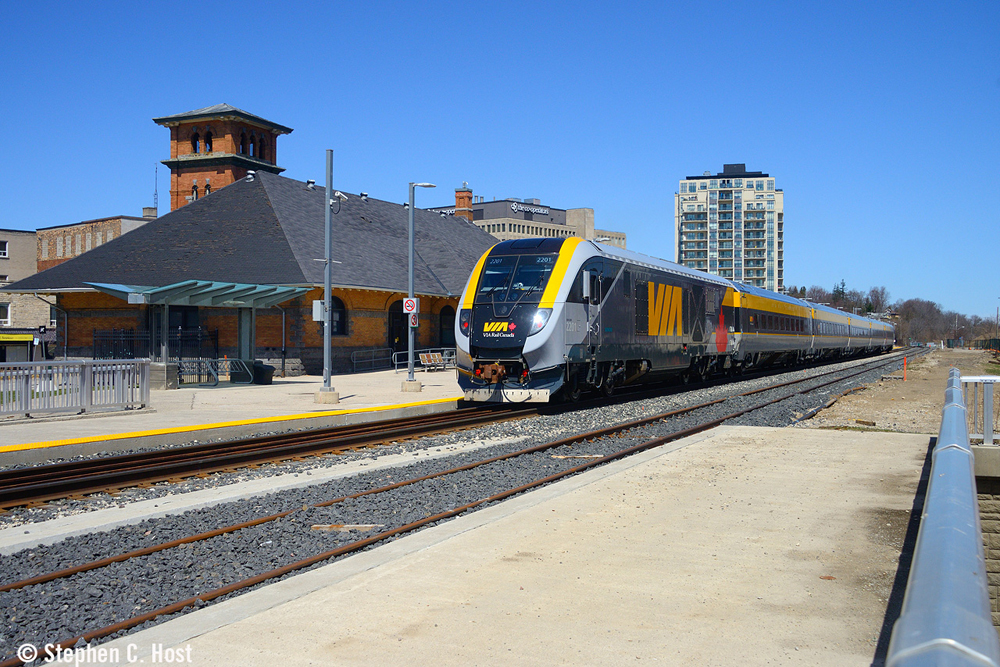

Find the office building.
xmin=429 ymin=184 xmax=626 ymax=249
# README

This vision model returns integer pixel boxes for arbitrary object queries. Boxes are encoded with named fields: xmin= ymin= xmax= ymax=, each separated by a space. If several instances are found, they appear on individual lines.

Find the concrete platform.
xmin=78 ymin=425 xmax=930 ymax=667
xmin=0 ymin=369 xmax=464 ymax=464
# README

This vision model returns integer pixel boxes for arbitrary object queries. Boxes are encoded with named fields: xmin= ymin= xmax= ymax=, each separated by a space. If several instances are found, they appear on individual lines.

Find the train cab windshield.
xmin=475 ymin=254 xmax=557 ymax=304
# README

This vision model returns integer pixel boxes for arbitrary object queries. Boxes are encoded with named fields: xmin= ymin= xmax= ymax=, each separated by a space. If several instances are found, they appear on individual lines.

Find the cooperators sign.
xmin=510 ymin=202 xmax=549 ymax=216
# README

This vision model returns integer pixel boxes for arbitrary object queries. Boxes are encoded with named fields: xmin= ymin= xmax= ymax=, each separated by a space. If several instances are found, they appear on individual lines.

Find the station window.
xmin=331 ymin=297 xmax=347 ymax=335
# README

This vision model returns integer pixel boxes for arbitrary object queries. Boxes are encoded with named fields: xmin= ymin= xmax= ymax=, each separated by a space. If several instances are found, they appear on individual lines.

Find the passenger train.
xmin=454 ymin=237 xmax=894 ymax=402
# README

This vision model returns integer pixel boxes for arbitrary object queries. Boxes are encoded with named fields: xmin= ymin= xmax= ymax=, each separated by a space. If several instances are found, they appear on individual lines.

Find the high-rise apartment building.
xmin=674 ymin=164 xmax=783 ymax=292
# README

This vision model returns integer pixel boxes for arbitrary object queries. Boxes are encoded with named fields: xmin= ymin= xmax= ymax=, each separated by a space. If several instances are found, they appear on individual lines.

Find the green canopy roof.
xmin=85 ymin=280 xmax=309 ymax=309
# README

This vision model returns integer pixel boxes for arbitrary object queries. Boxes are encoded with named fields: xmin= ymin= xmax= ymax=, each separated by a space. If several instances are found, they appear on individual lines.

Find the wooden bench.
xmin=418 ymin=352 xmax=447 ymax=371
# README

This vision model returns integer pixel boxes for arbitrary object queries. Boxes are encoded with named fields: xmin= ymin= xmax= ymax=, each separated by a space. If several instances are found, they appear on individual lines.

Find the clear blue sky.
xmin=1 ymin=1 xmax=997 ymax=316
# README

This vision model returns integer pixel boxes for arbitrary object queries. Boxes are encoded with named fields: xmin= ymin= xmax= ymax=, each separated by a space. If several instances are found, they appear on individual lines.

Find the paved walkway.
xmin=0 ymin=369 xmax=464 ymax=462
xmin=78 ymin=425 xmax=929 ymax=667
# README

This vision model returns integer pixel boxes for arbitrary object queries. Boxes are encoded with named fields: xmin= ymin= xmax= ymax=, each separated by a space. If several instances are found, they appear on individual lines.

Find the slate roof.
xmin=6 ymin=172 xmax=497 ymax=299
xmin=152 ymin=104 xmax=293 ymax=134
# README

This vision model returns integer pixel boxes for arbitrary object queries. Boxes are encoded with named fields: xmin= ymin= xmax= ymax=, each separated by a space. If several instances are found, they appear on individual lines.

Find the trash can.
xmin=252 ymin=360 xmax=276 ymax=385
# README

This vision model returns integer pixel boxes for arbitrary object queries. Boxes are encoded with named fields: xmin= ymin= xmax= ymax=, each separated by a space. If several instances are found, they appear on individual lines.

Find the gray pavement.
xmin=0 ymin=368 xmax=464 ymax=462
xmin=71 ymin=425 xmax=928 ymax=667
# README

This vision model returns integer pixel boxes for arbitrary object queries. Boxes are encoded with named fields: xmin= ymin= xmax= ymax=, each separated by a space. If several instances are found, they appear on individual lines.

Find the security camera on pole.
xmin=402 ymin=181 xmax=435 ymax=392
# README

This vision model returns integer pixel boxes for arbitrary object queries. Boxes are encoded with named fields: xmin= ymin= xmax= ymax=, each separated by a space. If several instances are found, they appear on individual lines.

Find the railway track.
xmin=0 ymin=349 xmax=918 ymax=665
xmin=0 ymin=350 xmax=914 ymax=512
xmin=0 ymin=406 xmax=538 ymax=511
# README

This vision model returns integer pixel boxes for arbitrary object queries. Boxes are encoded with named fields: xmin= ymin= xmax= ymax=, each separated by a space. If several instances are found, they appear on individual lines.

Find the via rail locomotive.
xmin=454 ymin=237 xmax=894 ymax=402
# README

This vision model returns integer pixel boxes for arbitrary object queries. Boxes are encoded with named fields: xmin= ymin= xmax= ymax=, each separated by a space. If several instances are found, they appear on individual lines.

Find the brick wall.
xmin=55 ymin=288 xmax=459 ymax=372
xmin=0 ymin=292 xmax=51 ymax=328
xmin=168 ymin=118 xmax=279 ymax=211
xmin=37 ymin=217 xmax=151 ymax=272
xmin=978 ymin=479 xmax=1000 ymax=629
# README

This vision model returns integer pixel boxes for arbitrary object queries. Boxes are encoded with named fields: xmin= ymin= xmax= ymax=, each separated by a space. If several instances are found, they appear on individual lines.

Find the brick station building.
xmin=5 ymin=170 xmax=495 ymax=374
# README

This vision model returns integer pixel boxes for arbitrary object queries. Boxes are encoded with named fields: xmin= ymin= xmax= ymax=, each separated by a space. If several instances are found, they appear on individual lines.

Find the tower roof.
xmin=153 ymin=104 xmax=293 ymax=134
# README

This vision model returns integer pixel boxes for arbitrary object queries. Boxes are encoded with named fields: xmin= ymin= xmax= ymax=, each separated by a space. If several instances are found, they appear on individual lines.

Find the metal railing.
xmin=886 ymin=368 xmax=1000 ymax=666
xmin=177 ymin=359 xmax=253 ymax=386
xmin=93 ymin=328 xmax=219 ymax=362
xmin=392 ymin=347 xmax=456 ymax=373
xmin=351 ymin=347 xmax=393 ymax=373
xmin=962 ymin=376 xmax=1000 ymax=445
xmin=0 ymin=359 xmax=150 ymax=418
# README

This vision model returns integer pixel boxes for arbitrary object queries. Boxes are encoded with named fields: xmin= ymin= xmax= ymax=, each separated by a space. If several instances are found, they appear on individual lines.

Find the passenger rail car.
xmin=455 ymin=238 xmax=894 ymax=402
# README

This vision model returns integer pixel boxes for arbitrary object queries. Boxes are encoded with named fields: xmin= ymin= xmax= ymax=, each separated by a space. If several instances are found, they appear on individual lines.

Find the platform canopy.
xmin=85 ymin=280 xmax=309 ymax=309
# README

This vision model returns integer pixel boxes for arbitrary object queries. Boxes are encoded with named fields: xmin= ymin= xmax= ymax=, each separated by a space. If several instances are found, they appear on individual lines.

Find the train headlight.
xmin=528 ymin=308 xmax=552 ymax=336
xmin=459 ymin=309 xmax=472 ymax=336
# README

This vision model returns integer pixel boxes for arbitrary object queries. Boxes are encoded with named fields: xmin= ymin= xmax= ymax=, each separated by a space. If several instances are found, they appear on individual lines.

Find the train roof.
xmin=731 ymin=282 xmax=806 ymax=307
xmin=588 ymin=241 xmax=734 ymax=289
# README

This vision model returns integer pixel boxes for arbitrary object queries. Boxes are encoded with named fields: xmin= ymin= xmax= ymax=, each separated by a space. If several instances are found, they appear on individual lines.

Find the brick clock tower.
xmin=153 ymin=104 xmax=293 ymax=211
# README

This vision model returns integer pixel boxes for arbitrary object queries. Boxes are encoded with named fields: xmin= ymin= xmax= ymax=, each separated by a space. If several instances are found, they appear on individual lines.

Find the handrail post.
xmin=80 ymin=360 xmax=92 ymax=413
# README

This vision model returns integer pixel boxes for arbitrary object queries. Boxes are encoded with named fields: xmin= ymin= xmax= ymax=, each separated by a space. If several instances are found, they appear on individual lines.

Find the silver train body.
xmin=454 ymin=238 xmax=895 ymax=402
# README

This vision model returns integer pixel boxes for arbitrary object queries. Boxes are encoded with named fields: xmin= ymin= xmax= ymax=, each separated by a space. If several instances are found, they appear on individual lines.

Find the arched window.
xmin=191 ymin=132 xmax=200 ymax=154
xmin=250 ymin=134 xmax=257 ymax=158
xmin=204 ymin=130 xmax=213 ymax=153
xmin=330 ymin=296 xmax=347 ymax=335
xmin=258 ymin=137 xmax=267 ymax=162
xmin=191 ymin=184 xmax=198 ymax=201
xmin=439 ymin=306 xmax=456 ymax=347
xmin=239 ymin=131 xmax=248 ymax=155
xmin=204 ymin=180 xmax=211 ymax=196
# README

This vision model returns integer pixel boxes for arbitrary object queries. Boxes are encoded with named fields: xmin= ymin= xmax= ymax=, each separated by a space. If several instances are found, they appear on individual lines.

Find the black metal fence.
xmin=93 ymin=328 xmax=219 ymax=361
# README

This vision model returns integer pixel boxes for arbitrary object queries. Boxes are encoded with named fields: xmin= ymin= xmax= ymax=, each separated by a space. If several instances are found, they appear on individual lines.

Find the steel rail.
xmin=0 ymin=352 xmax=905 ymax=599
xmin=0 ymin=407 xmax=535 ymax=510
xmin=0 ymin=348 xmax=908 ymax=667
xmin=0 ymin=350 xmax=913 ymax=511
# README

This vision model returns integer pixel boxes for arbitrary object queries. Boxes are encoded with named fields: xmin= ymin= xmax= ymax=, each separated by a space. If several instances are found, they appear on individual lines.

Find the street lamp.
xmin=403 ymin=182 xmax=435 ymax=392
xmin=316 ymin=149 xmax=346 ymax=404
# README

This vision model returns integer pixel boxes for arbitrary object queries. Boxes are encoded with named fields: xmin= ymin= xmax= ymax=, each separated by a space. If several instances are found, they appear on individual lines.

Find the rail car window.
xmin=475 ymin=254 xmax=556 ymax=304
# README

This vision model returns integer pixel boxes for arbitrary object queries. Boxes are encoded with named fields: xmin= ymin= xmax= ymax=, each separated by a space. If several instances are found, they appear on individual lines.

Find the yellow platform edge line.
xmin=0 ymin=396 xmax=464 ymax=454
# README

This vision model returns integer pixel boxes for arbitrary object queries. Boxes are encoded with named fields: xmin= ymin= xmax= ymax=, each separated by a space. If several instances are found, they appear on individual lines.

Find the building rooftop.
xmin=7 ymin=172 xmax=495 ymax=298
xmin=152 ymin=104 xmax=293 ymax=135
xmin=685 ymin=163 xmax=770 ymax=180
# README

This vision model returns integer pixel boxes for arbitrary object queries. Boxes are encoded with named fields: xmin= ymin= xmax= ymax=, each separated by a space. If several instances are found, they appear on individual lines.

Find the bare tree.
xmin=867 ymin=286 xmax=890 ymax=314
xmin=806 ymin=285 xmax=831 ymax=303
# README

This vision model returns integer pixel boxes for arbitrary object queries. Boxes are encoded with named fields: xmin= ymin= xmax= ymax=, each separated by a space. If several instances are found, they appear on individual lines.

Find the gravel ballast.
xmin=0 ymin=352 xmax=909 ymax=662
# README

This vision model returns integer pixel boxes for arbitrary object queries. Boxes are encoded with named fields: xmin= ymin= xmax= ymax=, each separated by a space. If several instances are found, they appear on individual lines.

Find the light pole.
xmin=316 ymin=149 xmax=346 ymax=404
xmin=403 ymin=182 xmax=435 ymax=391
